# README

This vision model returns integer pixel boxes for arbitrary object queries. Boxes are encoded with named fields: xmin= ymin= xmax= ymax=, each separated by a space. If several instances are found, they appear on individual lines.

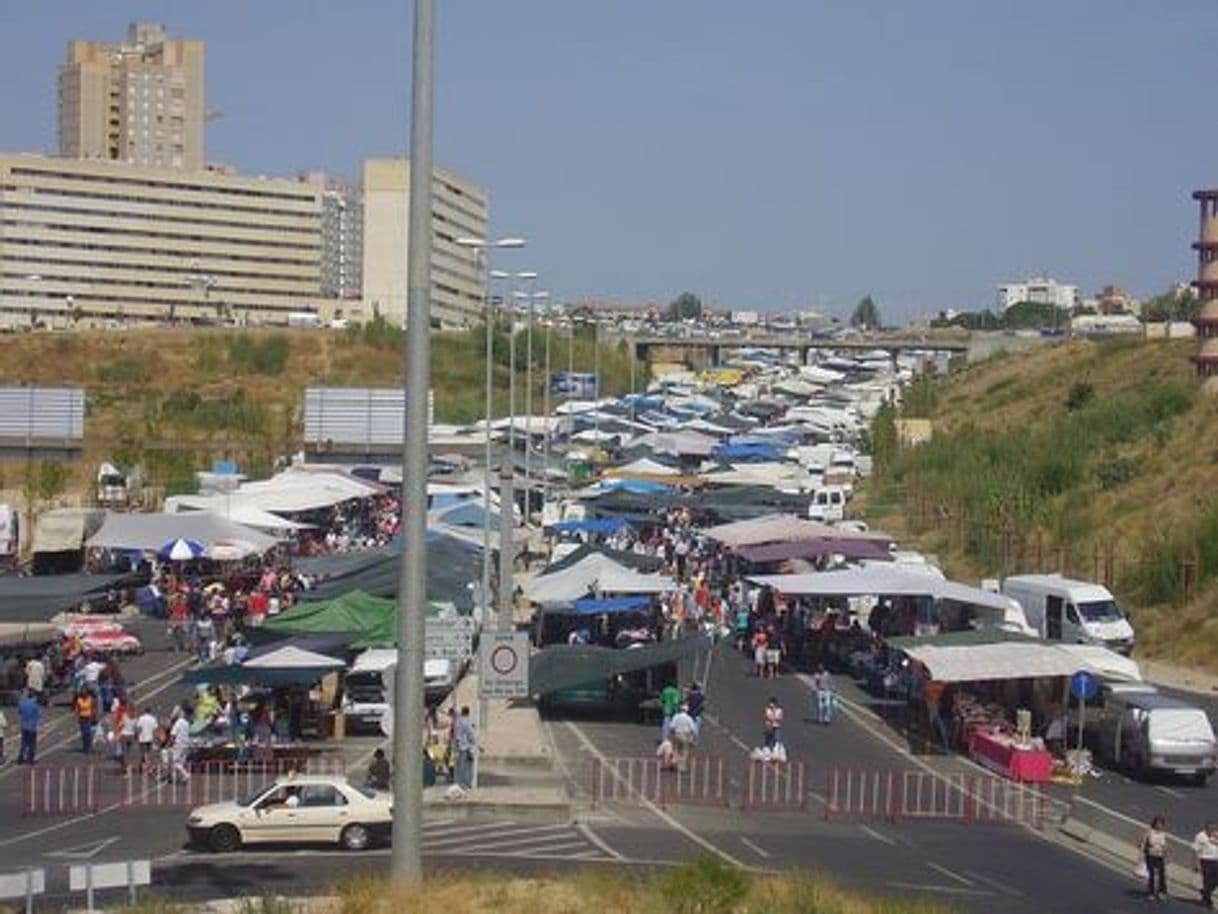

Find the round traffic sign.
xmin=490 ymin=643 xmax=519 ymax=676
xmin=1070 ymin=670 xmax=1098 ymax=701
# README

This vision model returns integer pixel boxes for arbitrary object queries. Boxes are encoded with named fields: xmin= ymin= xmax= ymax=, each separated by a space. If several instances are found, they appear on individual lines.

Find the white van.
xmin=342 ymin=649 xmax=459 ymax=732
xmin=808 ymin=485 xmax=848 ymax=522
xmin=1084 ymin=684 xmax=1218 ymax=784
xmin=1001 ymin=574 xmax=1135 ymax=655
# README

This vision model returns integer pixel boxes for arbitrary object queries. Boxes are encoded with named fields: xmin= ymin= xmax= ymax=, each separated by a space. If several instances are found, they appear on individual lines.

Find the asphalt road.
xmin=0 ymin=634 xmax=1210 ymax=912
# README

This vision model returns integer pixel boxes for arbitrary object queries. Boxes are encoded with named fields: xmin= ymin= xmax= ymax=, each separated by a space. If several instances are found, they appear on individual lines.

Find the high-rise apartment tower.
xmin=58 ymin=22 xmax=205 ymax=171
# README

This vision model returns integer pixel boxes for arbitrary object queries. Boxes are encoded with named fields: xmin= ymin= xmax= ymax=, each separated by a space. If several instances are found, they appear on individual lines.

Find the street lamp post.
xmin=543 ymin=304 xmax=553 ymax=511
xmin=514 ymin=288 xmax=548 ymax=523
xmin=507 ymin=272 xmax=536 ymax=523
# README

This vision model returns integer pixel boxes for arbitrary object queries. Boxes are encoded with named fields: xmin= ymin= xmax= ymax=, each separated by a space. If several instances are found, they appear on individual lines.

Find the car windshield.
xmin=238 ymin=785 xmax=273 ymax=807
xmin=353 ymin=785 xmax=380 ymax=800
xmin=1076 ymin=600 xmax=1124 ymax=623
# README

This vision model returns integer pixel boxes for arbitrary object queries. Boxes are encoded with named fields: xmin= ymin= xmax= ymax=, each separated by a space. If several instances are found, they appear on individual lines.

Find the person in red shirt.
xmin=752 ymin=629 xmax=769 ymax=678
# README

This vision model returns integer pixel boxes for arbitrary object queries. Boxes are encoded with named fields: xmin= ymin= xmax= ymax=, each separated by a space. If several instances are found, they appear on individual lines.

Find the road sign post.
xmin=0 ymin=868 xmax=45 ymax=914
xmin=1070 ymin=670 xmax=1098 ymax=753
xmin=479 ymin=631 xmax=530 ymax=700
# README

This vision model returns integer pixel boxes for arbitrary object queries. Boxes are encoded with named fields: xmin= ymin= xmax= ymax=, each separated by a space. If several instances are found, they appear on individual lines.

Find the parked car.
xmin=187 ymin=775 xmax=392 ymax=852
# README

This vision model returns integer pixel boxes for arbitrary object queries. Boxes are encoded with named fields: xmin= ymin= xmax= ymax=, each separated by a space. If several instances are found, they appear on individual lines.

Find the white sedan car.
xmin=187 ymin=775 xmax=392 ymax=852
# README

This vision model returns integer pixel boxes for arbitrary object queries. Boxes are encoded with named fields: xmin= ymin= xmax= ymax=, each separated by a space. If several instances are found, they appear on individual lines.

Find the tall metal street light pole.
xmin=514 ymin=288 xmax=548 ymax=523
xmin=454 ymin=238 xmax=524 ymax=622
xmin=507 ymin=271 xmax=536 ymax=522
xmin=542 ymin=300 xmax=555 ymax=512
xmin=391 ymin=0 xmax=433 ymax=882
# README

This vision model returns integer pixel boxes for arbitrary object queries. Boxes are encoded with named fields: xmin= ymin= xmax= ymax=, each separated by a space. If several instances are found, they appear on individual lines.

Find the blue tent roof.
xmin=547 ymin=517 xmax=631 ymax=535
xmin=571 ymin=594 xmax=653 ymax=614
xmin=712 ymin=442 xmax=784 ymax=462
xmin=598 ymin=479 xmax=671 ymax=495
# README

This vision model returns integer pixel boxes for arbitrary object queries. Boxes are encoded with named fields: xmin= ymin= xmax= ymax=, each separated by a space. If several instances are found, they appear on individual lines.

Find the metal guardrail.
xmin=743 ymin=760 xmax=807 ymax=812
xmin=823 ymin=768 xmax=1068 ymax=827
xmin=22 ymin=757 xmax=349 ymax=817
xmin=589 ymin=756 xmax=726 ymax=809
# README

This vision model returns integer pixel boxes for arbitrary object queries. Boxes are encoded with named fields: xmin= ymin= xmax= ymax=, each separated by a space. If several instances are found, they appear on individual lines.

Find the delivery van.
xmin=1001 ymin=574 xmax=1135 ymax=655
xmin=808 ymin=485 xmax=848 ymax=522
xmin=342 ymin=649 xmax=459 ymax=732
xmin=1084 ymin=684 xmax=1218 ymax=784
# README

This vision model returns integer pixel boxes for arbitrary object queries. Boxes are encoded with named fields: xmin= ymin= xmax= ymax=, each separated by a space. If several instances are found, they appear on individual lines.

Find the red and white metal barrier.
xmin=22 ymin=757 xmax=349 ymax=817
xmin=589 ymin=756 xmax=726 ymax=809
xmin=823 ymin=767 xmax=1067 ymax=828
xmin=743 ymin=760 xmax=806 ymax=812
xmin=23 ymin=765 xmax=98 ymax=817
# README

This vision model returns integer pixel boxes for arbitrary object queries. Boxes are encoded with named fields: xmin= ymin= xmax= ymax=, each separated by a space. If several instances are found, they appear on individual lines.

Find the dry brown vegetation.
xmin=863 ymin=335 xmax=1218 ymax=671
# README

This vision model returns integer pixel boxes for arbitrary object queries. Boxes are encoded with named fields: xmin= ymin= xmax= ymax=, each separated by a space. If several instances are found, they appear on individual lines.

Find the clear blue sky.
xmin=3 ymin=1 xmax=1216 ymax=320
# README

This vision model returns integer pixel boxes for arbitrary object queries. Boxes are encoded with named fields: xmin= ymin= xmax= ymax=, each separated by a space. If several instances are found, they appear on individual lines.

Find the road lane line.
xmin=927 ymin=862 xmax=975 ymax=887
xmin=702 ymin=713 xmax=751 ymax=753
xmin=1155 ymin=785 xmax=1184 ymax=799
xmin=564 ymin=720 xmax=749 ymax=869
xmin=459 ymin=838 xmax=590 ymax=855
xmin=576 ymin=822 xmax=624 ymax=861
xmin=886 ymin=882 xmax=990 ymax=897
xmin=739 ymin=837 xmax=770 ymax=859
xmin=420 ymin=820 xmax=521 ymax=837
xmin=424 ymin=825 xmax=571 ymax=848
xmin=961 ymin=869 xmax=1024 ymax=898
xmin=860 ymin=825 xmax=895 ymax=846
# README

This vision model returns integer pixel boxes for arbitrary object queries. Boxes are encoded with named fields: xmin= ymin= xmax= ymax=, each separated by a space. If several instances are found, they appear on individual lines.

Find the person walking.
xmin=168 ymin=707 xmax=192 ymax=784
xmin=686 ymin=681 xmax=705 ymax=739
xmin=452 ymin=706 xmax=476 ymax=791
xmin=659 ymin=681 xmax=682 ymax=744
xmin=1195 ymin=822 xmax=1218 ymax=909
xmin=24 ymin=656 xmax=45 ymax=704
xmin=136 ymin=706 xmax=158 ymax=774
xmin=17 ymin=689 xmax=40 ymax=765
xmin=73 ymin=688 xmax=97 ymax=754
xmin=1141 ymin=815 xmax=1169 ymax=901
xmin=763 ymin=697 xmax=783 ymax=750
xmin=812 ymin=666 xmax=835 ymax=725
xmin=668 ymin=703 xmax=697 ymax=772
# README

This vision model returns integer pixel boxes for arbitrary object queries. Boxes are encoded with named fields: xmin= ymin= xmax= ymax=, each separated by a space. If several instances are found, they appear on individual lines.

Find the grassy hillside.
xmin=862 ymin=336 xmax=1218 ymax=671
xmin=0 ymin=322 xmax=633 ymax=499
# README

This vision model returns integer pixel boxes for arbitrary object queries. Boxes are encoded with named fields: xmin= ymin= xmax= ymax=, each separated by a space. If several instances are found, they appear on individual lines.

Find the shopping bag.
xmin=1132 ymin=859 xmax=1148 ymax=881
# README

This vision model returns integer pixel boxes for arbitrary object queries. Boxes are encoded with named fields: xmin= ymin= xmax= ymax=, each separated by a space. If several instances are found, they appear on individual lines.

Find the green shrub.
xmin=1095 ymin=456 xmax=1139 ymax=490
xmin=660 ymin=856 xmax=750 ymax=914
xmin=1064 ymin=381 xmax=1094 ymax=411
xmin=227 ymin=333 xmax=290 ymax=375
xmin=97 ymin=356 xmax=152 ymax=383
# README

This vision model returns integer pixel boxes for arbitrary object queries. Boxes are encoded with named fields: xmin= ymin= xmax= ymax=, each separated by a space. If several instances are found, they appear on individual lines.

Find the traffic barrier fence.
xmin=589 ymin=756 xmax=726 ymax=809
xmin=22 ymin=757 xmax=349 ymax=817
xmin=824 ymin=767 xmax=1068 ymax=828
xmin=743 ymin=760 xmax=806 ymax=812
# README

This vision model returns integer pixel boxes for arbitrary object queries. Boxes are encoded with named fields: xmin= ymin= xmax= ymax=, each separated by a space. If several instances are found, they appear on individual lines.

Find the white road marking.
xmin=564 ymin=720 xmax=749 ymax=869
xmin=1155 ymin=785 xmax=1184 ymax=799
xmin=459 ymin=839 xmax=591 ymax=856
xmin=739 ymin=836 xmax=770 ymax=859
xmin=886 ymin=881 xmax=991 ymax=897
xmin=860 ymin=825 xmax=896 ymax=846
xmin=45 ymin=835 xmax=120 ymax=859
xmin=927 ymin=862 xmax=975 ymax=887
xmin=961 ymin=869 xmax=1024 ymax=897
xmin=577 ymin=822 xmax=624 ymax=861
xmin=420 ymin=821 xmax=525 ymax=838
xmin=702 ymin=713 xmax=751 ymax=753
xmin=423 ymin=824 xmax=572 ymax=849
xmin=1073 ymin=795 xmax=1193 ymax=851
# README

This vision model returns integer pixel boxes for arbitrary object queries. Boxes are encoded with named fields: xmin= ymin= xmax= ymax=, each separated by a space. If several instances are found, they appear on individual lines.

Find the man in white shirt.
xmin=169 ymin=710 xmax=191 ymax=784
xmin=669 ymin=704 xmax=698 ymax=771
xmin=25 ymin=658 xmax=45 ymax=702
xmin=136 ymin=707 xmax=159 ymax=773
xmin=1195 ymin=822 xmax=1218 ymax=909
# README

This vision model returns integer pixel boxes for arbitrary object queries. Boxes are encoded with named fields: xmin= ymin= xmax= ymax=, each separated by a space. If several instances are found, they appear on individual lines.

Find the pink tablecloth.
xmin=969 ymin=730 xmax=1054 ymax=783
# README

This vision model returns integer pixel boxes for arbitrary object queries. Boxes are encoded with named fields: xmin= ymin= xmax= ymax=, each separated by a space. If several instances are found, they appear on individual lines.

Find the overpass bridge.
xmin=628 ymin=334 xmax=968 ymax=370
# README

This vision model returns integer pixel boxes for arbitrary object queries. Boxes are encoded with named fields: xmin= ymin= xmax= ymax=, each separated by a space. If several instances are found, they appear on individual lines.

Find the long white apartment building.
xmin=0 ymin=153 xmax=323 ymax=326
xmin=997 ymin=277 xmax=1079 ymax=312
xmin=360 ymin=158 xmax=488 ymax=329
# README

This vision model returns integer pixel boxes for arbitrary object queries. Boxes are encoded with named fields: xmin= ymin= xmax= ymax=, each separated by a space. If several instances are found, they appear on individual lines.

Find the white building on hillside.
xmin=997 ymin=277 xmax=1078 ymax=312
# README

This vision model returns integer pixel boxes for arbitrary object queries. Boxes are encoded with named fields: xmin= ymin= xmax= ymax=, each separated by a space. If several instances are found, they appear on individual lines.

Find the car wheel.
xmin=340 ymin=824 xmax=371 ymax=851
xmin=209 ymin=824 xmax=241 ymax=853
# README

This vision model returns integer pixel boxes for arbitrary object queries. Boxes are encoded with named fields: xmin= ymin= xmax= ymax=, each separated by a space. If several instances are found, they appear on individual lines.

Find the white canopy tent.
xmin=230 ymin=469 xmax=383 ymax=514
xmin=902 ymin=642 xmax=1092 ymax=684
xmin=524 ymin=552 xmax=674 ymax=604
xmin=243 ymin=645 xmax=346 ymax=670
xmin=86 ymin=512 xmax=279 ymax=558
xmin=748 ymin=565 xmax=1033 ymax=634
xmin=704 ymin=513 xmax=842 ymax=548
xmin=608 ymin=457 xmax=682 ymax=477
xmin=163 ymin=496 xmax=311 ymax=532
xmin=633 ymin=430 xmax=718 ymax=458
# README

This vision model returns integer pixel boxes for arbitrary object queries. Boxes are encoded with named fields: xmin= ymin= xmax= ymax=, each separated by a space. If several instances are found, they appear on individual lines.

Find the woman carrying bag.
xmin=1140 ymin=815 xmax=1169 ymax=901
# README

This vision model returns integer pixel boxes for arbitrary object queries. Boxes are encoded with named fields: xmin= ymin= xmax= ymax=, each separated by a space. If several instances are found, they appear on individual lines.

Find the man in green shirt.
xmin=659 ymin=682 xmax=682 ymax=743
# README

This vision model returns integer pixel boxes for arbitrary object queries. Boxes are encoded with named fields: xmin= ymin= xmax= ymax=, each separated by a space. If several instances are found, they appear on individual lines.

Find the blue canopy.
xmin=598 ymin=479 xmax=671 ymax=495
xmin=712 ymin=442 xmax=784 ymax=462
xmin=571 ymin=595 xmax=653 ymax=614
xmin=547 ymin=517 xmax=631 ymax=535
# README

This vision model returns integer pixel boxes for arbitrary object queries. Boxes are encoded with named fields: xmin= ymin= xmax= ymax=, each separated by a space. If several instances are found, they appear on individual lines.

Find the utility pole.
xmin=391 ymin=0 xmax=433 ymax=882
xmin=498 ymin=465 xmax=515 ymax=632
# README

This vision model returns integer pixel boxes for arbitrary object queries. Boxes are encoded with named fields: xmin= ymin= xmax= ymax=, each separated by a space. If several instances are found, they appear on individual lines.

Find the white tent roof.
xmin=524 ymin=552 xmax=674 ymax=603
xmin=86 ymin=512 xmax=279 ymax=556
xmin=634 ymin=430 xmax=718 ymax=458
xmin=701 ymin=464 xmax=813 ymax=490
xmin=704 ymin=513 xmax=840 ymax=547
xmin=1057 ymin=644 xmax=1142 ymax=683
xmin=748 ymin=566 xmax=1023 ymax=620
xmin=243 ymin=645 xmax=345 ymax=670
xmin=232 ymin=469 xmax=382 ymax=514
xmin=163 ymin=496 xmax=310 ymax=532
xmin=903 ymin=642 xmax=1085 ymax=684
xmin=610 ymin=457 xmax=681 ymax=477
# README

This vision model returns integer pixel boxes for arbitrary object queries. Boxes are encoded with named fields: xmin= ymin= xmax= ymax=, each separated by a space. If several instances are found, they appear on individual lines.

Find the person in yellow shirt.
xmin=73 ymin=689 xmax=97 ymax=754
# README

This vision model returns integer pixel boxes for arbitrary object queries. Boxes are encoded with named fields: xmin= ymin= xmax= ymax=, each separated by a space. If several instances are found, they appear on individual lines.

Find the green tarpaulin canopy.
xmin=529 ymin=634 xmax=710 ymax=696
xmin=261 ymin=589 xmax=443 ymax=648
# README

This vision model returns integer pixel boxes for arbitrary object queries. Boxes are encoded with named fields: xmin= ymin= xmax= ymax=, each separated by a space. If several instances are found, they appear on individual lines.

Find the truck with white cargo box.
xmin=1001 ymin=574 xmax=1135 ymax=655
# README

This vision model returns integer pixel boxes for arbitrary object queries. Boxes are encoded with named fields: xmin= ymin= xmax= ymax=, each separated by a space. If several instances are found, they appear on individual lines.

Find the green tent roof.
xmin=262 ymin=589 xmax=443 ymax=648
